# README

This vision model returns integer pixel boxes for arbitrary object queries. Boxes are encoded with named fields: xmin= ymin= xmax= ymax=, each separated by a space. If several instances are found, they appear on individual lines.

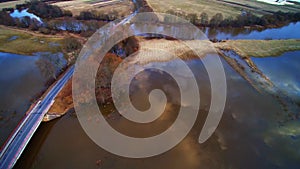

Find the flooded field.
xmin=0 ymin=10 xmax=299 ymax=168
xmin=0 ymin=52 xmax=66 ymax=146
xmin=15 ymin=54 xmax=300 ymax=169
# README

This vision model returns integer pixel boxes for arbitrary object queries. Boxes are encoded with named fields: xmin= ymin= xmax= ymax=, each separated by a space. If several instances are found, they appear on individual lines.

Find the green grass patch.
xmin=0 ymin=27 xmax=64 ymax=55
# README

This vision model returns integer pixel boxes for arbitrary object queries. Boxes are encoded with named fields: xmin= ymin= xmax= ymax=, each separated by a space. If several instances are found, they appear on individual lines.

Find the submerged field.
xmin=147 ymin=0 xmax=300 ymax=19
xmin=0 ymin=0 xmax=300 ymax=168
xmin=14 ymin=35 xmax=300 ymax=169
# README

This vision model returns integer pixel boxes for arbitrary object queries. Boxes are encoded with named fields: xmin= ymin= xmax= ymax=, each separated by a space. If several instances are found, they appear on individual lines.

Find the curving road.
xmin=0 ymin=66 xmax=74 ymax=169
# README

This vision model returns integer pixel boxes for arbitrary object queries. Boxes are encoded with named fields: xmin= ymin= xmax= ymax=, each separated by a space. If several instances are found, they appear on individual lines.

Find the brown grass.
xmin=131 ymin=37 xmax=216 ymax=64
xmin=53 ymin=0 xmax=134 ymax=17
xmin=0 ymin=26 xmax=64 ymax=55
xmin=147 ymin=0 xmax=300 ymax=19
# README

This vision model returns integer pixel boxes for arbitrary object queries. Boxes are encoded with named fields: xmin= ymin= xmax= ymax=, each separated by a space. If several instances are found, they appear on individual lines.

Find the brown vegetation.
xmin=48 ymin=53 xmax=122 ymax=117
xmin=130 ymin=38 xmax=215 ymax=64
xmin=48 ymin=79 xmax=73 ymax=115
xmin=95 ymin=53 xmax=123 ymax=104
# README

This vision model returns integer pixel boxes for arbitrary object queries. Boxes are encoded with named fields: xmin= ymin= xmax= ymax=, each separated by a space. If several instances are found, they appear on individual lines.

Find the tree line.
xmin=76 ymin=10 xmax=119 ymax=21
xmin=166 ymin=9 xmax=300 ymax=28
xmin=0 ymin=0 xmax=109 ymax=36
xmin=1 ymin=0 xmax=73 ymax=18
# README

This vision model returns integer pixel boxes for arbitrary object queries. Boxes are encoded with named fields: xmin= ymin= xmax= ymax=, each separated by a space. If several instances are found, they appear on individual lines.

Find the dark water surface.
xmin=206 ymin=22 xmax=300 ymax=40
xmin=0 ymin=52 xmax=66 ymax=146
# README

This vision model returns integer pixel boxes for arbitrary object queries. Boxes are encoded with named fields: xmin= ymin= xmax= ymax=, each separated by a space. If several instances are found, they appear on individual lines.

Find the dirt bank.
xmin=47 ymin=79 xmax=73 ymax=116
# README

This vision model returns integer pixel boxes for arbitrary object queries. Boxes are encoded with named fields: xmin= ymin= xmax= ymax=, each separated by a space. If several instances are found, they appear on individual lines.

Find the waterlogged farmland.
xmin=15 ymin=54 xmax=300 ymax=169
xmin=0 ymin=0 xmax=300 ymax=168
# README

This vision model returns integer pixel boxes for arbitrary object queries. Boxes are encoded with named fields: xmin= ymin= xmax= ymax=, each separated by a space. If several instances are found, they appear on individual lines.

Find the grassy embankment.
xmin=215 ymin=39 xmax=300 ymax=58
xmin=0 ymin=27 xmax=64 ymax=55
xmin=133 ymin=38 xmax=300 ymax=64
xmin=147 ymin=0 xmax=300 ymax=18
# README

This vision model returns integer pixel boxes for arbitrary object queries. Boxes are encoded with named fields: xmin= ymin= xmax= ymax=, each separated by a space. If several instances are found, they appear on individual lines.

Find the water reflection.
xmin=130 ymin=21 xmax=300 ymax=40
xmin=0 ymin=52 xmax=66 ymax=146
xmin=35 ymin=52 xmax=67 ymax=80
xmin=252 ymin=51 xmax=300 ymax=103
xmin=206 ymin=22 xmax=300 ymax=40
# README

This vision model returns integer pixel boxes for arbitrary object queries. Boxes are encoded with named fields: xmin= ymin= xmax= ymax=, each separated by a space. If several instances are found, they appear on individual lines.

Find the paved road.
xmin=0 ymin=66 xmax=74 ymax=169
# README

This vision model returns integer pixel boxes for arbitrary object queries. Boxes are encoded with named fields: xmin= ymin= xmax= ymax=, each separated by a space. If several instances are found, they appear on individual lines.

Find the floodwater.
xmin=0 ymin=52 xmax=66 ymax=146
xmin=14 ymin=55 xmax=300 ymax=169
xmin=206 ymin=22 xmax=300 ymax=40
xmin=2 ymin=20 xmax=300 ymax=168
xmin=131 ymin=21 xmax=300 ymax=40
xmin=252 ymin=51 xmax=300 ymax=103
xmin=10 ymin=9 xmax=42 ymax=23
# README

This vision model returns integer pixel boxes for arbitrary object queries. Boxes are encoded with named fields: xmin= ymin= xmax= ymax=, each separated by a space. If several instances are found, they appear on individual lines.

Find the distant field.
xmin=219 ymin=0 xmax=300 ymax=13
xmin=147 ymin=0 xmax=242 ymax=19
xmin=0 ymin=0 xmax=27 ymax=10
xmin=147 ymin=0 xmax=300 ymax=19
xmin=0 ymin=27 xmax=64 ymax=55
xmin=53 ymin=0 xmax=134 ymax=17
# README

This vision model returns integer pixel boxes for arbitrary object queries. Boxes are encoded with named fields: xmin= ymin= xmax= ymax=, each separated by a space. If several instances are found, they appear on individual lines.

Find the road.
xmin=0 ymin=66 xmax=74 ymax=169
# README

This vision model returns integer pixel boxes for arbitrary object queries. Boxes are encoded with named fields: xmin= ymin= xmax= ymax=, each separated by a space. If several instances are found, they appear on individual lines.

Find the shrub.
xmin=63 ymin=37 xmax=82 ymax=53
